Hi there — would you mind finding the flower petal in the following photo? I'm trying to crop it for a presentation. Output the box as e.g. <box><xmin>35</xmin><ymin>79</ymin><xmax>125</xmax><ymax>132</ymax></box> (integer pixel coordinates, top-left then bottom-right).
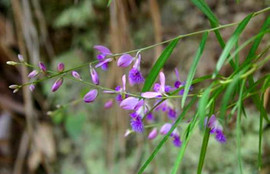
<box><xmin>117</xmin><ymin>54</ymin><xmax>133</xmax><ymax>67</ymax></box>
<box><xmin>95</xmin><ymin>58</ymin><xmax>113</xmax><ymax>69</ymax></box>
<box><xmin>141</xmin><ymin>92</ymin><xmax>161</xmax><ymax>99</ymax></box>
<box><xmin>148</xmin><ymin>128</ymin><xmax>158</xmax><ymax>140</ymax></box>
<box><xmin>120</xmin><ymin>97</ymin><xmax>140</xmax><ymax>110</ymax></box>
<box><xmin>159</xmin><ymin>72</ymin><xmax>166</xmax><ymax>93</ymax></box>
<box><xmin>83</xmin><ymin>89</ymin><xmax>98</xmax><ymax>103</ymax></box>
<box><xmin>160</xmin><ymin>123</ymin><xmax>172</xmax><ymax>135</ymax></box>
<box><xmin>94</xmin><ymin>45</ymin><xmax>112</xmax><ymax>55</ymax></box>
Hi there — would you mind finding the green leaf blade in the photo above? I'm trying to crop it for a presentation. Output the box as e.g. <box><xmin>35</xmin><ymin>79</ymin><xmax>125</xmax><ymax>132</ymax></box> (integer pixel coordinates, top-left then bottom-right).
<box><xmin>142</xmin><ymin>39</ymin><xmax>179</xmax><ymax>92</ymax></box>
<box><xmin>182</xmin><ymin>32</ymin><xmax>208</xmax><ymax>107</ymax></box>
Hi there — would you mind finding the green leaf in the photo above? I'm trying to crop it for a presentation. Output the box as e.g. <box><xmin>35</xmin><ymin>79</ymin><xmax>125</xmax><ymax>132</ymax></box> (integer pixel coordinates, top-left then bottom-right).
<box><xmin>197</xmin><ymin>128</ymin><xmax>210</xmax><ymax>174</ymax></box>
<box><xmin>219</xmin><ymin>75</ymin><xmax>240</xmax><ymax>121</ymax></box>
<box><xmin>107</xmin><ymin>0</ymin><xmax>113</xmax><ymax>7</ymax></box>
<box><xmin>190</xmin><ymin>0</ymin><xmax>218</xmax><ymax>25</ymax></box>
<box><xmin>212</xmin><ymin>14</ymin><xmax>253</xmax><ymax>78</ymax></box>
<box><xmin>191</xmin><ymin>0</ymin><xmax>237</xmax><ymax>69</ymax></box>
<box><xmin>258</xmin><ymin>94</ymin><xmax>264</xmax><ymax>169</ymax></box>
<box><xmin>182</xmin><ymin>32</ymin><xmax>208</xmax><ymax>107</ymax></box>
<box><xmin>246</xmin><ymin>16</ymin><xmax>270</xmax><ymax>61</ymax></box>
<box><xmin>171</xmin><ymin>113</ymin><xmax>199</xmax><ymax>174</ymax></box>
<box><xmin>198</xmin><ymin>84</ymin><xmax>213</xmax><ymax>127</ymax></box>
<box><xmin>142</xmin><ymin>39</ymin><xmax>179</xmax><ymax>92</ymax></box>
<box><xmin>236</xmin><ymin>80</ymin><xmax>245</xmax><ymax>174</ymax></box>
<box><xmin>137</xmin><ymin>97</ymin><xmax>197</xmax><ymax>174</ymax></box>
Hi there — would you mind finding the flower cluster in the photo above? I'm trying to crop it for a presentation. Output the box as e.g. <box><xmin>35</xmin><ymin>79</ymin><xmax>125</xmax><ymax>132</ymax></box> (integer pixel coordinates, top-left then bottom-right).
<box><xmin>8</xmin><ymin>46</ymin><xmax>226</xmax><ymax>147</ymax></box>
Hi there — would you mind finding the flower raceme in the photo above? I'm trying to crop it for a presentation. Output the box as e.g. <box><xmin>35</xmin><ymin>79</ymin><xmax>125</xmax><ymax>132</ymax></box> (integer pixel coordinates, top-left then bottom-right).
<box><xmin>206</xmin><ymin>115</ymin><xmax>226</xmax><ymax>143</ymax></box>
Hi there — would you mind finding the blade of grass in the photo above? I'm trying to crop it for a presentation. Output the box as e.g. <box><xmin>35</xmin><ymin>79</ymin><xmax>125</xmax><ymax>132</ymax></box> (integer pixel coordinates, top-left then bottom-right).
<box><xmin>236</xmin><ymin>80</ymin><xmax>245</xmax><ymax>174</ymax></box>
<box><xmin>212</xmin><ymin>13</ymin><xmax>253</xmax><ymax>78</ymax></box>
<box><xmin>219</xmin><ymin>74</ymin><xmax>240</xmax><ymax>121</ymax></box>
<box><xmin>107</xmin><ymin>0</ymin><xmax>112</xmax><ymax>7</ymax></box>
<box><xmin>197</xmin><ymin>102</ymin><xmax>216</xmax><ymax>174</ymax></box>
<box><xmin>137</xmin><ymin>97</ymin><xmax>197</xmax><ymax>174</ymax></box>
<box><xmin>171</xmin><ymin>113</ymin><xmax>199</xmax><ymax>174</ymax></box>
<box><xmin>142</xmin><ymin>38</ymin><xmax>179</xmax><ymax>92</ymax></box>
<box><xmin>258</xmin><ymin>93</ymin><xmax>265</xmax><ymax>169</ymax></box>
<box><xmin>198</xmin><ymin>84</ymin><xmax>213</xmax><ymax>127</ymax></box>
<box><xmin>190</xmin><ymin>0</ymin><xmax>237</xmax><ymax>69</ymax></box>
<box><xmin>182</xmin><ymin>32</ymin><xmax>208</xmax><ymax>107</ymax></box>
<box><xmin>197</xmin><ymin>128</ymin><xmax>210</xmax><ymax>174</ymax></box>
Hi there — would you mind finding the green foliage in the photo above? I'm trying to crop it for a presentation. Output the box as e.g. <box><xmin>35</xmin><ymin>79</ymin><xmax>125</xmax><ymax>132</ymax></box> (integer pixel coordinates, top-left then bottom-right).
<box><xmin>142</xmin><ymin>38</ymin><xmax>179</xmax><ymax>92</ymax></box>
<box><xmin>54</xmin><ymin>0</ymin><xmax>94</xmax><ymax>28</ymax></box>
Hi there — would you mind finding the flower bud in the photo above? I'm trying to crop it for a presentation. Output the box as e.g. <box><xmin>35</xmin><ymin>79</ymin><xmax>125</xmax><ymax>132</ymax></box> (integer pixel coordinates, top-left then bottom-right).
<box><xmin>51</xmin><ymin>78</ymin><xmax>63</xmax><ymax>92</ymax></box>
<box><xmin>148</xmin><ymin>128</ymin><xmax>158</xmax><ymax>140</ymax></box>
<box><xmin>83</xmin><ymin>89</ymin><xmax>98</xmax><ymax>103</ymax></box>
<box><xmin>29</xmin><ymin>84</ymin><xmax>35</xmax><ymax>92</ymax></box>
<box><xmin>71</xmin><ymin>71</ymin><xmax>81</xmax><ymax>80</ymax></box>
<box><xmin>160</xmin><ymin>123</ymin><xmax>172</xmax><ymax>135</ymax></box>
<box><xmin>9</xmin><ymin>85</ymin><xmax>19</xmax><ymax>89</ymax></box>
<box><xmin>13</xmin><ymin>88</ymin><xmax>19</xmax><ymax>93</ymax></box>
<box><xmin>6</xmin><ymin>61</ymin><xmax>18</xmax><ymax>66</ymax></box>
<box><xmin>57</xmin><ymin>63</ymin><xmax>65</xmax><ymax>72</ymax></box>
<box><xmin>124</xmin><ymin>129</ymin><xmax>132</xmax><ymax>137</ymax></box>
<box><xmin>90</xmin><ymin>67</ymin><xmax>99</xmax><ymax>85</ymax></box>
<box><xmin>28</xmin><ymin>70</ymin><xmax>39</xmax><ymax>78</ymax></box>
<box><xmin>18</xmin><ymin>54</ymin><xmax>24</xmax><ymax>62</ymax></box>
<box><xmin>39</xmin><ymin>62</ymin><xmax>47</xmax><ymax>73</ymax></box>
<box><xmin>104</xmin><ymin>99</ymin><xmax>113</xmax><ymax>109</ymax></box>
<box><xmin>117</xmin><ymin>54</ymin><xmax>133</xmax><ymax>67</ymax></box>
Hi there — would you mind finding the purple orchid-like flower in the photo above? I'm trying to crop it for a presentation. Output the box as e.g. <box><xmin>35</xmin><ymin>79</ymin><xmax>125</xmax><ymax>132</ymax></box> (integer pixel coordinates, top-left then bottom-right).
<box><xmin>104</xmin><ymin>99</ymin><xmax>113</xmax><ymax>109</ymax></box>
<box><xmin>90</xmin><ymin>66</ymin><xmax>99</xmax><ymax>85</ymax></box>
<box><xmin>117</xmin><ymin>54</ymin><xmax>134</xmax><ymax>67</ymax></box>
<box><xmin>83</xmin><ymin>89</ymin><xmax>98</xmax><ymax>103</ymax></box>
<box><xmin>57</xmin><ymin>63</ymin><xmax>65</xmax><ymax>72</ymax></box>
<box><xmin>141</xmin><ymin>72</ymin><xmax>166</xmax><ymax>99</ymax></box>
<box><xmin>148</xmin><ymin>128</ymin><xmax>158</xmax><ymax>140</ymax></box>
<box><xmin>128</xmin><ymin>54</ymin><xmax>144</xmax><ymax>86</ymax></box>
<box><xmin>72</xmin><ymin>71</ymin><xmax>81</xmax><ymax>80</ymax></box>
<box><xmin>29</xmin><ymin>84</ymin><xmax>35</xmax><ymax>92</ymax></box>
<box><xmin>104</xmin><ymin>75</ymin><xmax>127</xmax><ymax>102</ymax></box>
<box><xmin>51</xmin><ymin>78</ymin><xmax>63</xmax><ymax>92</ymax></box>
<box><xmin>94</xmin><ymin>45</ymin><xmax>113</xmax><ymax>71</ymax></box>
<box><xmin>130</xmin><ymin>116</ymin><xmax>144</xmax><ymax>133</ymax></box>
<box><xmin>120</xmin><ymin>97</ymin><xmax>140</xmax><ymax>110</ymax></box>
<box><xmin>206</xmin><ymin>115</ymin><xmax>226</xmax><ymax>143</ymax></box>
<box><xmin>28</xmin><ymin>70</ymin><xmax>39</xmax><ymax>78</ymax></box>
<box><xmin>159</xmin><ymin>123</ymin><xmax>182</xmax><ymax>147</ymax></box>
<box><xmin>39</xmin><ymin>62</ymin><xmax>47</xmax><ymax>73</ymax></box>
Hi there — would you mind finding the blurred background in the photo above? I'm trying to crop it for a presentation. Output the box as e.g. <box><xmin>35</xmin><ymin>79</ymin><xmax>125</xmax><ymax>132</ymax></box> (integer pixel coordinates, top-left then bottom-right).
<box><xmin>1</xmin><ymin>0</ymin><xmax>270</xmax><ymax>173</ymax></box>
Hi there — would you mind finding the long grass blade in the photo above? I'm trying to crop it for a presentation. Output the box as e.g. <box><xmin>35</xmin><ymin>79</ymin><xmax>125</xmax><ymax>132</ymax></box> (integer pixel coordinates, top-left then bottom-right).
<box><xmin>212</xmin><ymin>14</ymin><xmax>253</xmax><ymax>78</ymax></box>
<box><xmin>182</xmin><ymin>32</ymin><xmax>208</xmax><ymax>107</ymax></box>
<box><xmin>142</xmin><ymin>39</ymin><xmax>179</xmax><ymax>92</ymax></box>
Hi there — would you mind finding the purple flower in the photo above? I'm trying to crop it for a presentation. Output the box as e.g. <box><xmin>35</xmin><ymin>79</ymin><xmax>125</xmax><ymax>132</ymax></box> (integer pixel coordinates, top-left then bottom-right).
<box><xmin>130</xmin><ymin>117</ymin><xmax>144</xmax><ymax>133</ymax></box>
<box><xmin>90</xmin><ymin>66</ymin><xmax>99</xmax><ymax>85</ymax></box>
<box><xmin>57</xmin><ymin>63</ymin><xmax>65</xmax><ymax>72</ymax></box>
<box><xmin>160</xmin><ymin>123</ymin><xmax>172</xmax><ymax>135</ymax></box>
<box><xmin>168</xmin><ymin>108</ymin><xmax>177</xmax><ymax>120</ymax></box>
<box><xmin>104</xmin><ymin>99</ymin><xmax>113</xmax><ymax>109</ymax></box>
<box><xmin>51</xmin><ymin>78</ymin><xmax>63</xmax><ymax>92</ymax></box>
<box><xmin>215</xmin><ymin>129</ymin><xmax>226</xmax><ymax>143</ymax></box>
<box><xmin>104</xmin><ymin>75</ymin><xmax>127</xmax><ymax>102</ymax></box>
<box><xmin>128</xmin><ymin>54</ymin><xmax>144</xmax><ymax>85</ymax></box>
<box><xmin>94</xmin><ymin>45</ymin><xmax>112</xmax><ymax>71</ymax></box>
<box><xmin>148</xmin><ymin>128</ymin><xmax>158</xmax><ymax>140</ymax></box>
<box><xmin>83</xmin><ymin>89</ymin><xmax>98</xmax><ymax>103</ymax></box>
<box><xmin>39</xmin><ymin>62</ymin><xmax>47</xmax><ymax>73</ymax></box>
<box><xmin>172</xmin><ymin>134</ymin><xmax>182</xmax><ymax>147</ymax></box>
<box><xmin>29</xmin><ymin>84</ymin><xmax>35</xmax><ymax>92</ymax></box>
<box><xmin>141</xmin><ymin>72</ymin><xmax>166</xmax><ymax>98</ymax></box>
<box><xmin>18</xmin><ymin>54</ymin><xmax>24</xmax><ymax>62</ymax></box>
<box><xmin>28</xmin><ymin>70</ymin><xmax>39</xmax><ymax>78</ymax></box>
<box><xmin>117</xmin><ymin>54</ymin><xmax>134</xmax><ymax>67</ymax></box>
<box><xmin>120</xmin><ymin>97</ymin><xmax>140</xmax><ymax>110</ymax></box>
<box><xmin>71</xmin><ymin>71</ymin><xmax>81</xmax><ymax>80</ymax></box>
<box><xmin>206</xmin><ymin>115</ymin><xmax>226</xmax><ymax>143</ymax></box>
